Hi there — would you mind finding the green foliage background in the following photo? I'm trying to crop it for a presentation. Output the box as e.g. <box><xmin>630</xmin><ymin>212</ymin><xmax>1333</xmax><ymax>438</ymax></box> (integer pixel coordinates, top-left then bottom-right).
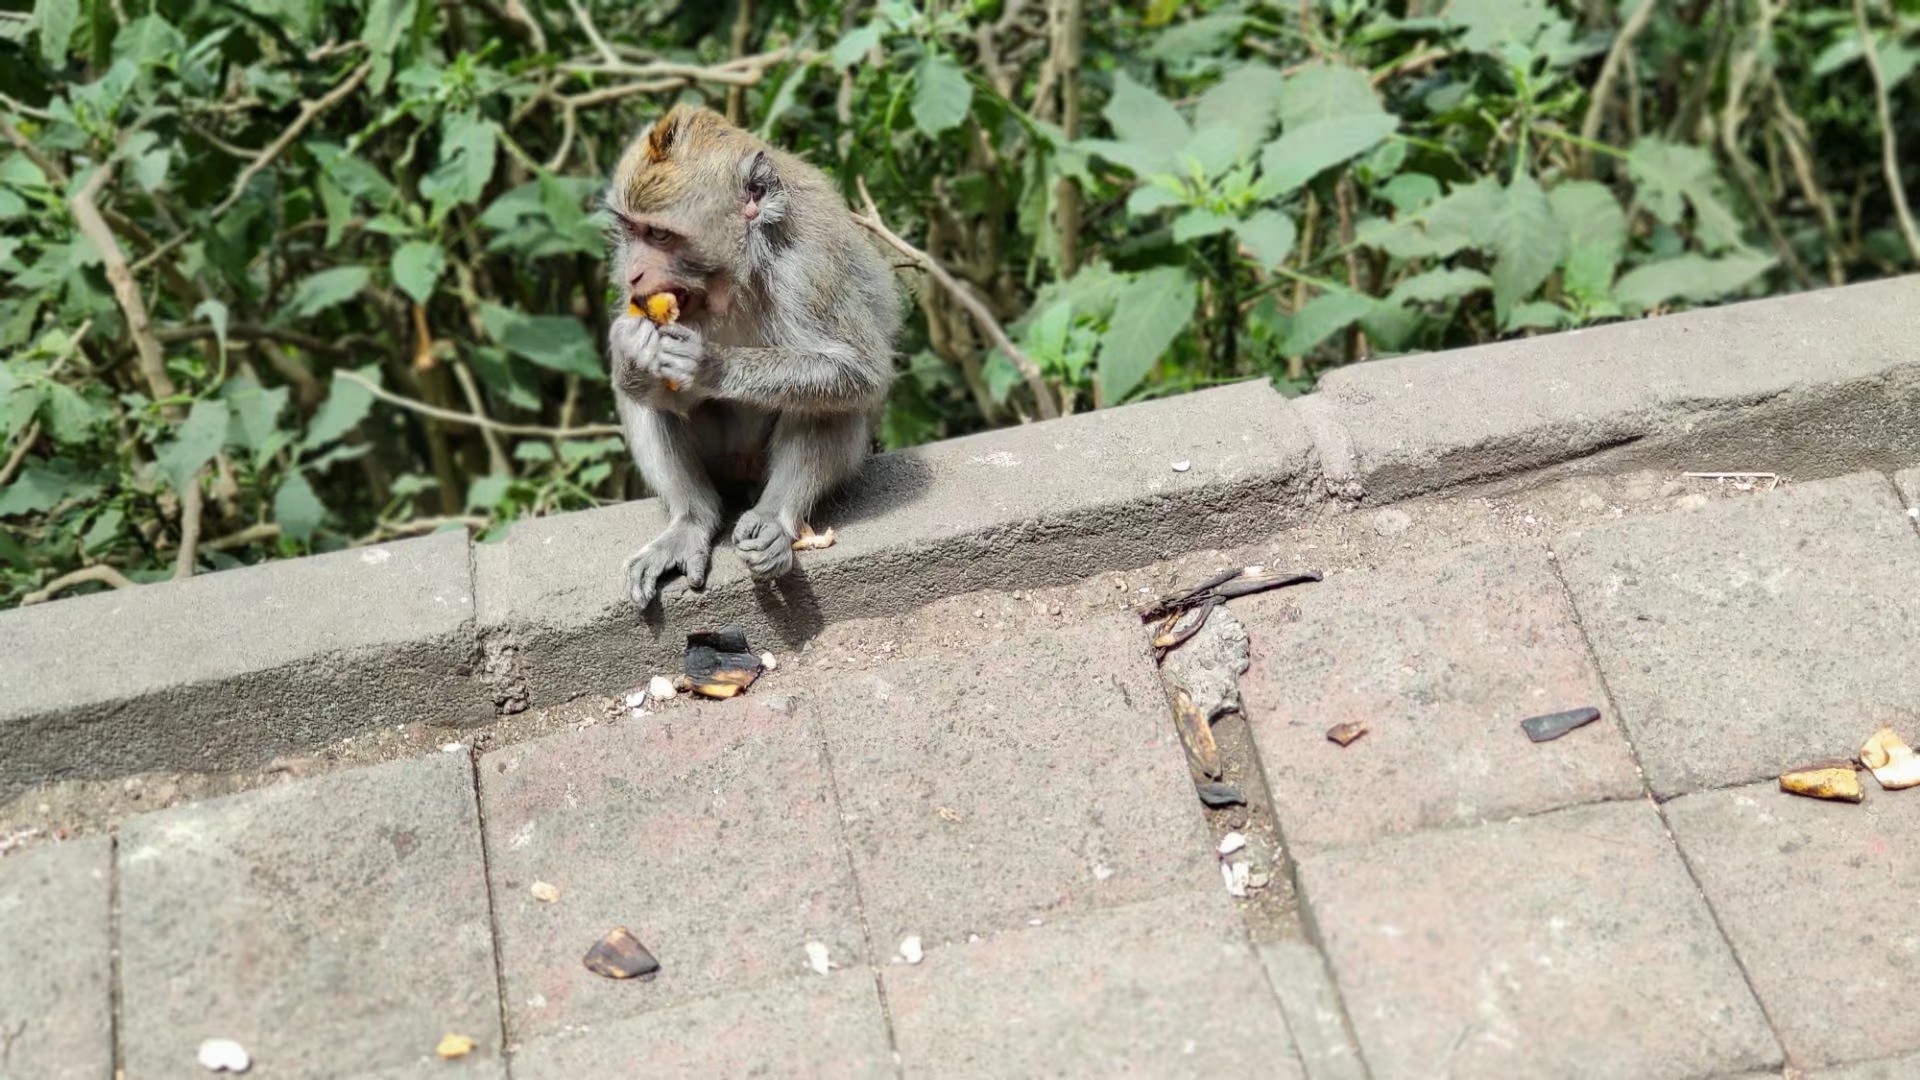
<box><xmin>3</xmin><ymin>0</ymin><xmax>1918</xmax><ymax>606</ymax></box>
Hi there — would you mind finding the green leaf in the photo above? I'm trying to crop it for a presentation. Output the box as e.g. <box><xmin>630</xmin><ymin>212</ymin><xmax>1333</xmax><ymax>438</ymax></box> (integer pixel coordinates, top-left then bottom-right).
<box><xmin>1234</xmin><ymin>210</ymin><xmax>1298</xmax><ymax>270</ymax></box>
<box><xmin>391</xmin><ymin>241</ymin><xmax>445</xmax><ymax>305</ymax></box>
<box><xmin>112</xmin><ymin>13</ymin><xmax>184</xmax><ymax>68</ymax></box>
<box><xmin>194</xmin><ymin>298</ymin><xmax>230</xmax><ymax>365</ymax></box>
<box><xmin>830</xmin><ymin>22</ymin><xmax>882</xmax><ymax>70</ymax></box>
<box><xmin>274</xmin><ymin>472</ymin><xmax>326</xmax><ymax>542</ymax></box>
<box><xmin>1283</xmin><ymin>290</ymin><xmax>1376</xmax><ymax>356</ymax></box>
<box><xmin>304</xmin><ymin>367</ymin><xmax>377</xmax><ymax>449</ymax></box>
<box><xmin>420</xmin><ymin>111</ymin><xmax>498</xmax><ymax>222</ymax></box>
<box><xmin>910</xmin><ymin>54</ymin><xmax>973</xmax><ymax>137</ymax></box>
<box><xmin>1023</xmin><ymin>301</ymin><xmax>1074</xmax><ymax>367</ymax></box>
<box><xmin>1144</xmin><ymin>14</ymin><xmax>1246</xmax><ymax>61</ymax></box>
<box><xmin>1257</xmin><ymin>64</ymin><xmax>1397</xmax><ymax>199</ymax></box>
<box><xmin>1445</xmin><ymin>0</ymin><xmax>1552</xmax><ymax>53</ymax></box>
<box><xmin>1102</xmin><ymin>70</ymin><xmax>1191</xmax><ymax>176</ymax></box>
<box><xmin>33</xmin><ymin>0</ymin><xmax>77</xmax><ymax>66</ymax></box>
<box><xmin>1125</xmin><ymin>182</ymin><xmax>1184</xmax><ymax>217</ymax></box>
<box><xmin>1172</xmin><ymin>209</ymin><xmax>1234</xmax><ymax>242</ymax></box>
<box><xmin>1387</xmin><ymin>268</ymin><xmax>1492</xmax><ymax>306</ymax></box>
<box><xmin>155</xmin><ymin>400</ymin><xmax>230</xmax><ymax>494</ymax></box>
<box><xmin>513</xmin><ymin>441</ymin><xmax>555</xmax><ymax>463</ymax></box>
<box><xmin>223</xmin><ymin>378</ymin><xmax>289</xmax><ymax>454</ymax></box>
<box><xmin>282</xmin><ymin>266</ymin><xmax>370</xmax><ymax>320</ymax></box>
<box><xmin>361</xmin><ymin>0</ymin><xmax>417</xmax><ymax>93</ymax></box>
<box><xmin>1613</xmin><ymin>252</ymin><xmax>1776</xmax><ymax>313</ymax></box>
<box><xmin>1627</xmin><ymin>137</ymin><xmax>1743</xmax><ymax>252</ymax></box>
<box><xmin>1506</xmin><ymin>301</ymin><xmax>1569</xmax><ymax>330</ymax></box>
<box><xmin>1380</xmin><ymin>173</ymin><xmax>1441</xmax><ymax>213</ymax></box>
<box><xmin>481</xmin><ymin>304</ymin><xmax>604</xmax><ymax>381</ymax></box>
<box><xmin>40</xmin><ymin>382</ymin><xmax>101</xmax><ymax>444</ymax></box>
<box><xmin>1193</xmin><ymin>63</ymin><xmax>1288</xmax><ymax>164</ymax></box>
<box><xmin>0</xmin><ymin>462</ymin><xmax>96</xmax><ymax>517</ymax></box>
<box><xmin>124</xmin><ymin>131</ymin><xmax>170</xmax><ymax>191</ymax></box>
<box><xmin>468</xmin><ymin>346</ymin><xmax>541</xmax><ymax>412</ymax></box>
<box><xmin>1096</xmin><ymin>266</ymin><xmax>1196</xmax><ymax>404</ymax></box>
<box><xmin>1488</xmin><ymin>172</ymin><xmax>1563</xmax><ymax>328</ymax></box>
<box><xmin>982</xmin><ymin>351</ymin><xmax>1021</xmax><ymax>405</ymax></box>
<box><xmin>466</xmin><ymin>473</ymin><xmax>510</xmax><ymax>512</ymax></box>
<box><xmin>1550</xmin><ymin>180</ymin><xmax>1627</xmax><ymax>298</ymax></box>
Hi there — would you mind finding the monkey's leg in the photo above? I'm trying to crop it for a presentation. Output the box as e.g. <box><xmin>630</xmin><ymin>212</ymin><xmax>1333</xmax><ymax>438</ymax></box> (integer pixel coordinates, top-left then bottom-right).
<box><xmin>619</xmin><ymin>397</ymin><xmax>723</xmax><ymax>609</ymax></box>
<box><xmin>732</xmin><ymin>412</ymin><xmax>867</xmax><ymax>580</ymax></box>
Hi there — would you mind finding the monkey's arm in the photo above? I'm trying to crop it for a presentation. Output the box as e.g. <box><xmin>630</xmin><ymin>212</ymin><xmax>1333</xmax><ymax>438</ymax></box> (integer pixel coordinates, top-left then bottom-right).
<box><xmin>697</xmin><ymin>343</ymin><xmax>891</xmax><ymax>415</ymax></box>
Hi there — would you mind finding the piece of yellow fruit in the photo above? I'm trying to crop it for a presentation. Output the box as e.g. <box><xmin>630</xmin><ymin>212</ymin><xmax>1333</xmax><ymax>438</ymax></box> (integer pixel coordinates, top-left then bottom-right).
<box><xmin>1860</xmin><ymin>727</ymin><xmax>1920</xmax><ymax>790</ymax></box>
<box><xmin>1778</xmin><ymin>761</ymin><xmax>1864</xmax><ymax>802</ymax></box>
<box><xmin>644</xmin><ymin>292</ymin><xmax>680</xmax><ymax>325</ymax></box>
<box><xmin>436</xmin><ymin>1034</ymin><xmax>476</xmax><ymax>1059</ymax></box>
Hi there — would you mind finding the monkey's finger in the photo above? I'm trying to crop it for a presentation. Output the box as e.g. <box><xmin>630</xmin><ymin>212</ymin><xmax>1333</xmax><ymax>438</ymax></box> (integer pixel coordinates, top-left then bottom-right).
<box><xmin>683</xmin><ymin>550</ymin><xmax>710</xmax><ymax>591</ymax></box>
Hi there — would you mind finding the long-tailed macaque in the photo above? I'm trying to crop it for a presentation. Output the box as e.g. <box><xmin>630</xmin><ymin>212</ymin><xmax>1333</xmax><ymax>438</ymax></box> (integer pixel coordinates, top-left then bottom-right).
<box><xmin>603</xmin><ymin>105</ymin><xmax>901</xmax><ymax>610</ymax></box>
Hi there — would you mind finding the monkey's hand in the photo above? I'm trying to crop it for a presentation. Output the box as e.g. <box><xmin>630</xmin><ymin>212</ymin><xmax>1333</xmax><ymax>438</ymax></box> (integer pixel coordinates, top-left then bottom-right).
<box><xmin>623</xmin><ymin>521</ymin><xmax>714</xmax><ymax>610</ymax></box>
<box><xmin>731</xmin><ymin>509</ymin><xmax>795</xmax><ymax>580</ymax></box>
<box><xmin>612</xmin><ymin>317</ymin><xmax>705</xmax><ymax>395</ymax></box>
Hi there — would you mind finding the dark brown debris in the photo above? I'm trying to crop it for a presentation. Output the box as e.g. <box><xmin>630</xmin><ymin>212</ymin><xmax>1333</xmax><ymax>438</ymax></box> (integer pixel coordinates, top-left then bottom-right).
<box><xmin>685</xmin><ymin>625</ymin><xmax>764</xmax><ymax>698</ymax></box>
<box><xmin>1520</xmin><ymin>706</ymin><xmax>1602</xmax><ymax>743</ymax></box>
<box><xmin>583</xmin><ymin>927</ymin><xmax>661</xmax><ymax>980</ymax></box>
<box><xmin>1325</xmin><ymin>721</ymin><xmax>1369</xmax><ymax>747</ymax></box>
<box><xmin>1169</xmin><ymin>686</ymin><xmax>1222</xmax><ymax>781</ymax></box>
<box><xmin>1152</xmin><ymin>598</ymin><xmax>1221</xmax><ymax>654</ymax></box>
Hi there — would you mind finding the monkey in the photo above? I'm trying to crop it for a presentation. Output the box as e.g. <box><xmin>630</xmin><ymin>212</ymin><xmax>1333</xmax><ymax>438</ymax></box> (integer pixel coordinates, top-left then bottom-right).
<box><xmin>601</xmin><ymin>104</ymin><xmax>902</xmax><ymax>611</ymax></box>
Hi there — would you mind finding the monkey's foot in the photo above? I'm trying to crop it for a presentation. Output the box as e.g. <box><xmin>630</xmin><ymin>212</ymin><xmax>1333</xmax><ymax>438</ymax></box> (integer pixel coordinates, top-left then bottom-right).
<box><xmin>624</xmin><ymin>524</ymin><xmax>714</xmax><ymax>610</ymax></box>
<box><xmin>732</xmin><ymin>510</ymin><xmax>795</xmax><ymax>580</ymax></box>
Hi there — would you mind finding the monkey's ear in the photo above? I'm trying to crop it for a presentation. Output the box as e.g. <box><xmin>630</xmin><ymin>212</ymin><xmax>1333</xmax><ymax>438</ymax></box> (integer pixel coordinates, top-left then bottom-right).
<box><xmin>645</xmin><ymin>106</ymin><xmax>692</xmax><ymax>164</ymax></box>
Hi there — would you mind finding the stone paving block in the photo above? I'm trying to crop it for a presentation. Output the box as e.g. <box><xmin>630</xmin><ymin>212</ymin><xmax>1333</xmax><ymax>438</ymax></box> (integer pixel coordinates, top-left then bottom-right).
<box><xmin>1298</xmin><ymin>800</ymin><xmax>1781</xmax><ymax>1080</ymax></box>
<box><xmin>1813</xmin><ymin>1052</ymin><xmax>1920</xmax><ymax>1080</ymax></box>
<box><xmin>510</xmin><ymin>971</ymin><xmax>894</xmax><ymax>1079</ymax></box>
<box><xmin>1260</xmin><ymin>942</ymin><xmax>1367</xmax><ymax>1080</ymax></box>
<box><xmin>883</xmin><ymin>890</ymin><xmax>1302</xmax><ymax>1079</ymax></box>
<box><xmin>0</xmin><ymin>838</ymin><xmax>112</xmax><ymax>1080</ymax></box>
<box><xmin>481</xmin><ymin>377</ymin><xmax>1322</xmax><ymax>706</ymax></box>
<box><xmin>1666</xmin><ymin>780</ymin><xmax>1920</xmax><ymax>1068</ymax></box>
<box><xmin>811</xmin><ymin>617</ymin><xmax>1214</xmax><ymax>950</ymax></box>
<box><xmin>1237</xmin><ymin>540</ymin><xmax>1641</xmax><ymax>853</ymax></box>
<box><xmin>0</xmin><ymin>530</ymin><xmax>484</xmax><ymax>801</ymax></box>
<box><xmin>118</xmin><ymin>754</ymin><xmax>502</xmax><ymax>1079</ymax></box>
<box><xmin>1306</xmin><ymin>275</ymin><xmax>1920</xmax><ymax>500</ymax></box>
<box><xmin>478</xmin><ymin>701</ymin><xmax>865</xmax><ymax>1043</ymax></box>
<box><xmin>1555</xmin><ymin>471</ymin><xmax>1920</xmax><ymax>797</ymax></box>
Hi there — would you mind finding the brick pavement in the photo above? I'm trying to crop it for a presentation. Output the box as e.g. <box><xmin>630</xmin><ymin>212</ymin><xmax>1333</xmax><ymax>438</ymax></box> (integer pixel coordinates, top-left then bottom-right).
<box><xmin>4</xmin><ymin>466</ymin><xmax>1920</xmax><ymax>1079</ymax></box>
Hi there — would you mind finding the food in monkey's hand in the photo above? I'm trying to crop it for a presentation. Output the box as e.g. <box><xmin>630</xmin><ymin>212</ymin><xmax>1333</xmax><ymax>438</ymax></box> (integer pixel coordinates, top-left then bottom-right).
<box><xmin>627</xmin><ymin>291</ymin><xmax>685</xmax><ymax>390</ymax></box>
<box><xmin>791</xmin><ymin>522</ymin><xmax>836</xmax><ymax>551</ymax></box>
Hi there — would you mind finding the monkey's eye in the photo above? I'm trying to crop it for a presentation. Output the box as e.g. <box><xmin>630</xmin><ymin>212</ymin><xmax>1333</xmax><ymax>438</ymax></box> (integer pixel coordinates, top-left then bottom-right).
<box><xmin>644</xmin><ymin>224</ymin><xmax>673</xmax><ymax>244</ymax></box>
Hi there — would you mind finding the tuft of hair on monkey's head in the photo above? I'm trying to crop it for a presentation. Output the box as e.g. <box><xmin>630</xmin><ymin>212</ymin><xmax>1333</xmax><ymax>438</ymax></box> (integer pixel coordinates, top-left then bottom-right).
<box><xmin>606</xmin><ymin>104</ymin><xmax>800</xmax><ymax>278</ymax></box>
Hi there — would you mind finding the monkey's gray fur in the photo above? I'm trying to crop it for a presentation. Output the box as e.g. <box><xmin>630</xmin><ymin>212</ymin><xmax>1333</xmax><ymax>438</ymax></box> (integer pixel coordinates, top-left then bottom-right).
<box><xmin>602</xmin><ymin>105</ymin><xmax>902</xmax><ymax>610</ymax></box>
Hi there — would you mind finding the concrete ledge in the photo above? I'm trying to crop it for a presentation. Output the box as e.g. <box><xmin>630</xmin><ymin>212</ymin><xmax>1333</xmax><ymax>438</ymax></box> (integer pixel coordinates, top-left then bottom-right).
<box><xmin>1309</xmin><ymin>274</ymin><xmax>1920</xmax><ymax>501</ymax></box>
<box><xmin>0</xmin><ymin>531</ymin><xmax>484</xmax><ymax>801</ymax></box>
<box><xmin>6</xmin><ymin>274</ymin><xmax>1920</xmax><ymax>790</ymax></box>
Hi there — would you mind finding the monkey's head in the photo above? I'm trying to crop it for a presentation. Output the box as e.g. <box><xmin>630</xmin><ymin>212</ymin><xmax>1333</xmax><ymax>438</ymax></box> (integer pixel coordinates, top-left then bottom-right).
<box><xmin>605</xmin><ymin>104</ymin><xmax>791</xmax><ymax>322</ymax></box>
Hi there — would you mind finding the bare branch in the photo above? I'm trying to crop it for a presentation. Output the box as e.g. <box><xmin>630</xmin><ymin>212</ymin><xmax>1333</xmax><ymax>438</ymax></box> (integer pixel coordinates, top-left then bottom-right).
<box><xmin>851</xmin><ymin>178</ymin><xmax>1060</xmax><ymax>421</ymax></box>
<box><xmin>20</xmin><ymin>565</ymin><xmax>137</xmax><ymax>606</ymax></box>
<box><xmin>337</xmin><ymin>370</ymin><xmax>623</xmax><ymax>439</ymax></box>
<box><xmin>1856</xmin><ymin>0</ymin><xmax>1920</xmax><ymax>261</ymax></box>
<box><xmin>204</xmin><ymin>523</ymin><xmax>283</xmax><ymax>551</ymax></box>
<box><xmin>173</xmin><ymin>476</ymin><xmax>204</xmax><ymax>579</ymax></box>
<box><xmin>0</xmin><ymin>421</ymin><xmax>41</xmax><ymax>489</ymax></box>
<box><xmin>70</xmin><ymin>164</ymin><xmax>178</xmax><ymax>406</ymax></box>
<box><xmin>1579</xmin><ymin>0</ymin><xmax>1656</xmax><ymax>168</ymax></box>
<box><xmin>566</xmin><ymin>0</ymin><xmax>623</xmax><ymax>67</ymax></box>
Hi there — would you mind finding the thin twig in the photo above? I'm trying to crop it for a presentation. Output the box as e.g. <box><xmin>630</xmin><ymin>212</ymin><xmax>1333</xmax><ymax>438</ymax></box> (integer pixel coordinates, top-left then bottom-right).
<box><xmin>203</xmin><ymin>522</ymin><xmax>283</xmax><ymax>551</ymax></box>
<box><xmin>356</xmin><ymin>514</ymin><xmax>487</xmax><ymax>545</ymax></box>
<box><xmin>1578</xmin><ymin>0</ymin><xmax>1656</xmax><ymax>172</ymax></box>
<box><xmin>0</xmin><ymin>421</ymin><xmax>41</xmax><ymax>489</ymax></box>
<box><xmin>566</xmin><ymin>0</ymin><xmax>623</xmax><ymax>67</ymax></box>
<box><xmin>70</xmin><ymin>164</ymin><xmax>177</xmax><ymax>406</ymax></box>
<box><xmin>451</xmin><ymin>359</ymin><xmax>512</xmax><ymax>474</ymax></box>
<box><xmin>1855</xmin><ymin>0</ymin><xmax>1920</xmax><ymax>261</ymax></box>
<box><xmin>337</xmin><ymin>370</ymin><xmax>623</xmax><ymax>438</ymax></box>
<box><xmin>851</xmin><ymin>178</ymin><xmax>1059</xmax><ymax>420</ymax></box>
<box><xmin>173</xmin><ymin>478</ymin><xmax>204</xmax><ymax>579</ymax></box>
<box><xmin>20</xmin><ymin>565</ymin><xmax>138</xmax><ymax>606</ymax></box>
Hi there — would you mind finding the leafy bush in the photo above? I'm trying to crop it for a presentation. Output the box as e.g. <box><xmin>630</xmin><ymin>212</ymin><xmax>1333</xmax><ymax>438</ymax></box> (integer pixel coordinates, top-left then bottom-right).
<box><xmin>3</xmin><ymin>0</ymin><xmax>1916</xmax><ymax>605</ymax></box>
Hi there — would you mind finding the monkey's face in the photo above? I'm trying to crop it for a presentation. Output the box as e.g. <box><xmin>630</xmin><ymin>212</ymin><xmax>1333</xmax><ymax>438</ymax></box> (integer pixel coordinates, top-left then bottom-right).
<box><xmin>605</xmin><ymin>105</ymin><xmax>785</xmax><ymax>323</ymax></box>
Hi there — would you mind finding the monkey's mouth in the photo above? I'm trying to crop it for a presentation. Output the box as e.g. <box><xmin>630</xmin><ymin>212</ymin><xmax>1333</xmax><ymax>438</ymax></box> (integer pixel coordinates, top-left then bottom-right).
<box><xmin>631</xmin><ymin>286</ymin><xmax>694</xmax><ymax>320</ymax></box>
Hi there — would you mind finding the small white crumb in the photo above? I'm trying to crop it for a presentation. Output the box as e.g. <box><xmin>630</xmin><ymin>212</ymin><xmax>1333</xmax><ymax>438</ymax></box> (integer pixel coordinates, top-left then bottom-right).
<box><xmin>530</xmin><ymin>881</ymin><xmax>560</xmax><ymax>903</ymax></box>
<box><xmin>1092</xmin><ymin>863</ymin><xmax>1115</xmax><ymax>881</ymax></box>
<box><xmin>440</xmin><ymin>742</ymin><xmax>464</xmax><ymax>754</ymax></box>
<box><xmin>198</xmin><ymin>1038</ymin><xmax>251</xmax><ymax>1073</ymax></box>
<box><xmin>804</xmin><ymin>941</ymin><xmax>832</xmax><ymax>975</ymax></box>
<box><xmin>1171</xmin><ymin>460</ymin><xmax>1191</xmax><ymax>472</ymax></box>
<box><xmin>1224</xmin><ymin>861</ymin><xmax>1250</xmax><ymax>898</ymax></box>
<box><xmin>648</xmin><ymin>676</ymin><xmax>676</xmax><ymax>701</ymax></box>
<box><xmin>527</xmin><ymin>993</ymin><xmax>548</xmax><ymax>1009</ymax></box>
<box><xmin>760</xmin><ymin>652</ymin><xmax>778</xmax><ymax>671</ymax></box>
<box><xmin>1027</xmin><ymin>917</ymin><xmax>1043</xmax><ymax>927</ymax></box>
<box><xmin>897</xmin><ymin>936</ymin><xmax>923</xmax><ymax>965</ymax></box>
<box><xmin>625</xmin><ymin>689</ymin><xmax>649</xmax><ymax>709</ymax></box>
<box><xmin>1217</xmin><ymin>831</ymin><xmax>1247</xmax><ymax>857</ymax></box>
<box><xmin>1908</xmin><ymin>507</ymin><xmax>1919</xmax><ymax>520</ymax></box>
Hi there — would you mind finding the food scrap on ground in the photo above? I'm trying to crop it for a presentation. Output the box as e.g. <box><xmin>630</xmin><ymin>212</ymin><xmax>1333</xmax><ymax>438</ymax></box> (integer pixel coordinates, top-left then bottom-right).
<box><xmin>685</xmin><ymin>626</ymin><xmax>766</xmax><ymax>699</ymax></box>
<box><xmin>647</xmin><ymin>675</ymin><xmax>676</xmax><ymax>702</ymax></box>
<box><xmin>1860</xmin><ymin>726</ymin><xmax>1920</xmax><ymax>790</ymax></box>
<box><xmin>1520</xmin><ymin>706</ymin><xmax>1602</xmax><ymax>743</ymax></box>
<box><xmin>1137</xmin><ymin>566</ymin><xmax>1322</xmax><ymax>624</ymax></box>
<box><xmin>530</xmin><ymin>881</ymin><xmax>560</xmax><ymax>903</ymax></box>
<box><xmin>435</xmin><ymin>1034</ymin><xmax>476</xmax><ymax>1060</ymax></box>
<box><xmin>1778</xmin><ymin>760</ymin><xmax>1865</xmax><ymax>803</ymax></box>
<box><xmin>897</xmin><ymin>936</ymin><xmax>924</xmax><ymax>965</ymax></box>
<box><xmin>1217</xmin><ymin>831</ymin><xmax>1247</xmax><ymax>857</ymax></box>
<box><xmin>583</xmin><ymin>927</ymin><xmax>660</xmax><ymax>980</ymax></box>
<box><xmin>1169</xmin><ymin>686</ymin><xmax>1222</xmax><ymax>783</ymax></box>
<box><xmin>1326</xmin><ymin>721</ymin><xmax>1369</xmax><ymax>747</ymax></box>
<box><xmin>197</xmin><ymin>1038</ymin><xmax>251</xmax><ymax>1073</ymax></box>
<box><xmin>791</xmin><ymin>523</ymin><xmax>837</xmax><ymax>551</ymax></box>
<box><xmin>804</xmin><ymin>941</ymin><xmax>833</xmax><ymax>975</ymax></box>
